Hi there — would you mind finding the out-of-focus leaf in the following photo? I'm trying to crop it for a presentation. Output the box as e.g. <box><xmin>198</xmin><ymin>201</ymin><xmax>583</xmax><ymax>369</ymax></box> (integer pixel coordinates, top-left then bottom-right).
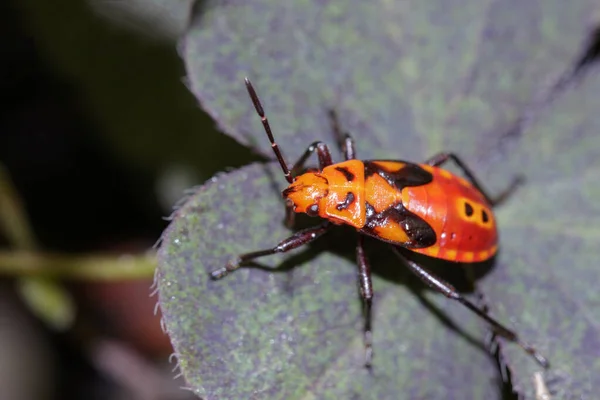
<box><xmin>17</xmin><ymin>277</ymin><xmax>75</xmax><ymax>331</ymax></box>
<box><xmin>0</xmin><ymin>287</ymin><xmax>55</xmax><ymax>400</ymax></box>
<box><xmin>0</xmin><ymin>164</ymin><xmax>76</xmax><ymax>331</ymax></box>
<box><xmin>17</xmin><ymin>0</ymin><xmax>254</xmax><ymax>181</ymax></box>
<box><xmin>0</xmin><ymin>164</ymin><xmax>36</xmax><ymax>250</ymax></box>
<box><xmin>157</xmin><ymin>0</ymin><xmax>600</xmax><ymax>398</ymax></box>
<box><xmin>89</xmin><ymin>0</ymin><xmax>193</xmax><ymax>40</ymax></box>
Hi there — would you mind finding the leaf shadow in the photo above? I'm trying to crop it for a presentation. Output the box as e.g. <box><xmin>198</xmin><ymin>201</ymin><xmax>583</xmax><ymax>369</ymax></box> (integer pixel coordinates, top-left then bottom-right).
<box><xmin>366</xmin><ymin>239</ymin><xmax>496</xmax><ymax>349</ymax></box>
<box><xmin>483</xmin><ymin>24</ymin><xmax>600</xmax><ymax>168</ymax></box>
<box><xmin>240</xmin><ymin>219</ymin><xmax>500</xmax><ymax>358</ymax></box>
<box><xmin>555</xmin><ymin>23</ymin><xmax>600</xmax><ymax>94</ymax></box>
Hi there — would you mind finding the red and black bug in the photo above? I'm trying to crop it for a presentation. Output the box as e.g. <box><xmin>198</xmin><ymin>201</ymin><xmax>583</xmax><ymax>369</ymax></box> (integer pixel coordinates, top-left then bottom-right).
<box><xmin>211</xmin><ymin>78</ymin><xmax>549</xmax><ymax>368</ymax></box>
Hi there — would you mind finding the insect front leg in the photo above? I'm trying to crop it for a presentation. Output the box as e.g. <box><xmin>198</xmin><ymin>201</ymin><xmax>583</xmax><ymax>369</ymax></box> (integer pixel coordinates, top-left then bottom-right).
<box><xmin>424</xmin><ymin>152</ymin><xmax>523</xmax><ymax>206</ymax></box>
<box><xmin>210</xmin><ymin>222</ymin><xmax>332</xmax><ymax>279</ymax></box>
<box><xmin>356</xmin><ymin>235</ymin><xmax>374</xmax><ymax>367</ymax></box>
<box><xmin>390</xmin><ymin>247</ymin><xmax>549</xmax><ymax>368</ymax></box>
<box><xmin>284</xmin><ymin>201</ymin><xmax>296</xmax><ymax>229</ymax></box>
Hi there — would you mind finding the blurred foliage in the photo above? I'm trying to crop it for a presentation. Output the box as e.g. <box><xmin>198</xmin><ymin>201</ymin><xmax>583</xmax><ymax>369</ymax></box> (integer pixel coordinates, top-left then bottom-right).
<box><xmin>15</xmin><ymin>0</ymin><xmax>257</xmax><ymax>182</ymax></box>
<box><xmin>0</xmin><ymin>163</ymin><xmax>75</xmax><ymax>330</ymax></box>
<box><xmin>0</xmin><ymin>1</ymin><xmax>235</xmax><ymax>398</ymax></box>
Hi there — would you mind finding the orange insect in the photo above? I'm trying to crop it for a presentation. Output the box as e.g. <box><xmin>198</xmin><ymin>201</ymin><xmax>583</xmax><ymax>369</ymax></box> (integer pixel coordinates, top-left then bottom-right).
<box><xmin>211</xmin><ymin>78</ymin><xmax>549</xmax><ymax>368</ymax></box>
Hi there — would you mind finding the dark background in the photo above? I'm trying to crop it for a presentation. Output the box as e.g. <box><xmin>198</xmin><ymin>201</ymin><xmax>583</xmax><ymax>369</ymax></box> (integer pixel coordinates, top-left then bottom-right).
<box><xmin>0</xmin><ymin>1</ymin><xmax>257</xmax><ymax>399</ymax></box>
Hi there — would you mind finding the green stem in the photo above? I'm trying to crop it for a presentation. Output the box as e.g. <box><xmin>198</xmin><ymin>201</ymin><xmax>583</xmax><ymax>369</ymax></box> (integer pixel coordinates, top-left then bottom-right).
<box><xmin>0</xmin><ymin>250</ymin><xmax>157</xmax><ymax>280</ymax></box>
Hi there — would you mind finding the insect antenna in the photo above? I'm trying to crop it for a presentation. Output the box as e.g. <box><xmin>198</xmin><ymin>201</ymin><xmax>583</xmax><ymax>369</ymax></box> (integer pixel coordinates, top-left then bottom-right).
<box><xmin>245</xmin><ymin>77</ymin><xmax>293</xmax><ymax>184</ymax></box>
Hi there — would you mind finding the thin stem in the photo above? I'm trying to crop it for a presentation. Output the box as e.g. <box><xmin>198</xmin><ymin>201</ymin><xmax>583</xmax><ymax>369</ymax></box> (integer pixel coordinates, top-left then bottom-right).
<box><xmin>0</xmin><ymin>250</ymin><xmax>157</xmax><ymax>280</ymax></box>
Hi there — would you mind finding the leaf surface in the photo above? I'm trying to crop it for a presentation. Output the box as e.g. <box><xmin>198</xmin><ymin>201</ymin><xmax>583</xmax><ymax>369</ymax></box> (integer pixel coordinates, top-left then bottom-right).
<box><xmin>158</xmin><ymin>0</ymin><xmax>600</xmax><ymax>398</ymax></box>
<box><xmin>480</xmin><ymin>70</ymin><xmax>600</xmax><ymax>399</ymax></box>
<box><xmin>157</xmin><ymin>163</ymin><xmax>501</xmax><ymax>399</ymax></box>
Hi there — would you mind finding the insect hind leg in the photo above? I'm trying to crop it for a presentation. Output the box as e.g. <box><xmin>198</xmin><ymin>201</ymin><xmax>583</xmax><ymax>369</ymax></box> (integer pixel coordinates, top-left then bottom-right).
<box><xmin>391</xmin><ymin>247</ymin><xmax>549</xmax><ymax>368</ymax></box>
<box><xmin>424</xmin><ymin>152</ymin><xmax>523</xmax><ymax>206</ymax></box>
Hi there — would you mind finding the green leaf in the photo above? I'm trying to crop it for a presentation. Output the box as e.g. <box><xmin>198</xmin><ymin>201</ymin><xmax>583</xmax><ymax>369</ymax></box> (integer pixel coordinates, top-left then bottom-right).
<box><xmin>158</xmin><ymin>0</ymin><xmax>600</xmax><ymax>398</ymax></box>
<box><xmin>480</xmin><ymin>70</ymin><xmax>600</xmax><ymax>399</ymax></box>
<box><xmin>157</xmin><ymin>163</ymin><xmax>500</xmax><ymax>399</ymax></box>
<box><xmin>181</xmin><ymin>0</ymin><xmax>592</xmax><ymax>169</ymax></box>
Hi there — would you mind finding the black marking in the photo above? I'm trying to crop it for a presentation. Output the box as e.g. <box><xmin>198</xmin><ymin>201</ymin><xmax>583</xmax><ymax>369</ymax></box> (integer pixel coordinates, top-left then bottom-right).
<box><xmin>282</xmin><ymin>186</ymin><xmax>300</xmax><ymax>197</ymax></box>
<box><xmin>336</xmin><ymin>192</ymin><xmax>356</xmax><ymax>211</ymax></box>
<box><xmin>360</xmin><ymin>202</ymin><xmax>436</xmax><ymax>248</ymax></box>
<box><xmin>335</xmin><ymin>166</ymin><xmax>355</xmax><ymax>181</ymax></box>
<box><xmin>464</xmin><ymin>202</ymin><xmax>474</xmax><ymax>217</ymax></box>
<box><xmin>282</xmin><ymin>175</ymin><xmax>329</xmax><ymax>199</ymax></box>
<box><xmin>481</xmin><ymin>209</ymin><xmax>489</xmax><ymax>223</ymax></box>
<box><xmin>307</xmin><ymin>204</ymin><xmax>319</xmax><ymax>216</ymax></box>
<box><xmin>364</xmin><ymin>161</ymin><xmax>433</xmax><ymax>190</ymax></box>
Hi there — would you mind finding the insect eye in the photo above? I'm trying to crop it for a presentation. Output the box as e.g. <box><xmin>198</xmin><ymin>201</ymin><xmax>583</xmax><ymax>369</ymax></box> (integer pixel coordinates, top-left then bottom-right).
<box><xmin>307</xmin><ymin>204</ymin><xmax>319</xmax><ymax>216</ymax></box>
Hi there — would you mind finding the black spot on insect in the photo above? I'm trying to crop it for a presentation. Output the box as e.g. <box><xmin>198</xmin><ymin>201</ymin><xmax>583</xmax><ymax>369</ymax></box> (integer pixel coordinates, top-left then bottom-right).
<box><xmin>362</xmin><ymin>202</ymin><xmax>436</xmax><ymax>248</ymax></box>
<box><xmin>364</xmin><ymin>161</ymin><xmax>433</xmax><ymax>189</ymax></box>
<box><xmin>282</xmin><ymin>186</ymin><xmax>299</xmax><ymax>197</ymax></box>
<box><xmin>307</xmin><ymin>204</ymin><xmax>319</xmax><ymax>216</ymax></box>
<box><xmin>481</xmin><ymin>209</ymin><xmax>489</xmax><ymax>223</ymax></box>
<box><xmin>336</xmin><ymin>192</ymin><xmax>356</xmax><ymax>211</ymax></box>
<box><xmin>335</xmin><ymin>166</ymin><xmax>355</xmax><ymax>182</ymax></box>
<box><xmin>450</xmin><ymin>232</ymin><xmax>456</xmax><ymax>240</ymax></box>
<box><xmin>464</xmin><ymin>202</ymin><xmax>474</xmax><ymax>217</ymax></box>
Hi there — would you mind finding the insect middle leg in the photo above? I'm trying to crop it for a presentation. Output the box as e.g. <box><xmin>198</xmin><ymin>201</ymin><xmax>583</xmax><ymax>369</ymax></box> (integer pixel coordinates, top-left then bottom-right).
<box><xmin>210</xmin><ymin>222</ymin><xmax>332</xmax><ymax>279</ymax></box>
<box><xmin>424</xmin><ymin>152</ymin><xmax>522</xmax><ymax>206</ymax></box>
<box><xmin>356</xmin><ymin>235</ymin><xmax>374</xmax><ymax>367</ymax></box>
<box><xmin>390</xmin><ymin>247</ymin><xmax>549</xmax><ymax>368</ymax></box>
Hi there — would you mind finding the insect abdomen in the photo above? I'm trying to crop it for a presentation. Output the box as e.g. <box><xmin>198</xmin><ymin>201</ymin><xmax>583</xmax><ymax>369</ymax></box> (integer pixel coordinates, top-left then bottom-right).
<box><xmin>402</xmin><ymin>165</ymin><xmax>498</xmax><ymax>262</ymax></box>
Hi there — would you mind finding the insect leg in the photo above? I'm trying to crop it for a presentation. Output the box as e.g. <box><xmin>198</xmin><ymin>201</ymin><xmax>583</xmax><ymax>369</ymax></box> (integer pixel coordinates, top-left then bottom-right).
<box><xmin>424</xmin><ymin>152</ymin><xmax>522</xmax><ymax>206</ymax></box>
<box><xmin>329</xmin><ymin>110</ymin><xmax>356</xmax><ymax>160</ymax></box>
<box><xmin>290</xmin><ymin>141</ymin><xmax>334</xmax><ymax>176</ymax></box>
<box><xmin>210</xmin><ymin>222</ymin><xmax>332</xmax><ymax>279</ymax></box>
<box><xmin>356</xmin><ymin>235</ymin><xmax>374</xmax><ymax>367</ymax></box>
<box><xmin>464</xmin><ymin>267</ymin><xmax>510</xmax><ymax>380</ymax></box>
<box><xmin>391</xmin><ymin>247</ymin><xmax>549</xmax><ymax>368</ymax></box>
<box><xmin>284</xmin><ymin>202</ymin><xmax>296</xmax><ymax>229</ymax></box>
